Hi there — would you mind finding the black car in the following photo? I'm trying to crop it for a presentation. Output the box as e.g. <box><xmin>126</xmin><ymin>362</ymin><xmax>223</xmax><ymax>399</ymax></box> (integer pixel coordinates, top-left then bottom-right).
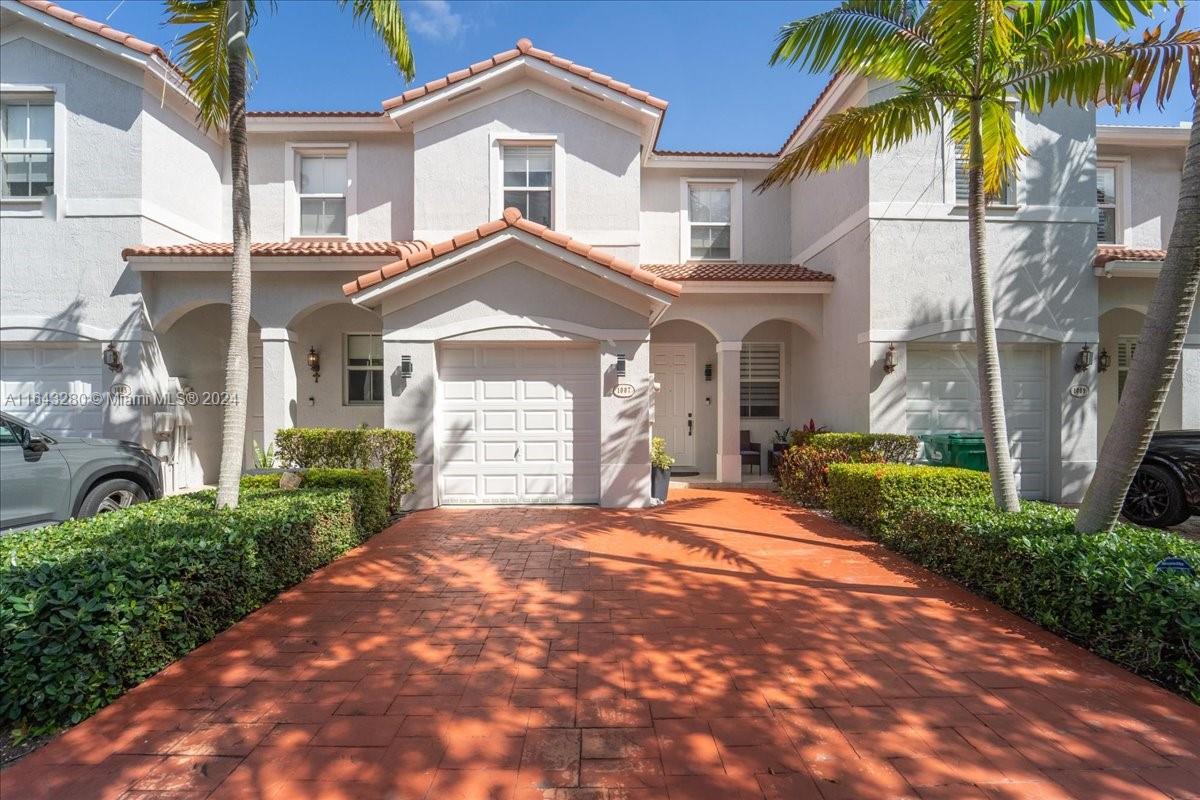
<box><xmin>1122</xmin><ymin>430</ymin><xmax>1200</xmax><ymax>528</ymax></box>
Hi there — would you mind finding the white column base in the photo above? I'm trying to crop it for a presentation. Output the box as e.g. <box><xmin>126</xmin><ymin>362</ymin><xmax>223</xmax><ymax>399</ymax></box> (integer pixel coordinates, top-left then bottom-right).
<box><xmin>716</xmin><ymin>453</ymin><xmax>743</xmax><ymax>484</ymax></box>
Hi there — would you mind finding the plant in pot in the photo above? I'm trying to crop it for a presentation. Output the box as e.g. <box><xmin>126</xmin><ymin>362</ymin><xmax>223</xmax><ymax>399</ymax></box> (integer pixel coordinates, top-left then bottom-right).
<box><xmin>650</xmin><ymin>436</ymin><xmax>675</xmax><ymax>502</ymax></box>
<box><xmin>770</xmin><ymin>427</ymin><xmax>792</xmax><ymax>475</ymax></box>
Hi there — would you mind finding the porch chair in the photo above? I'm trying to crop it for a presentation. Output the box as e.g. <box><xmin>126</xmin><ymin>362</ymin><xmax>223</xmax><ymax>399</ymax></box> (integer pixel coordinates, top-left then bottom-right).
<box><xmin>740</xmin><ymin>430</ymin><xmax>762</xmax><ymax>475</ymax></box>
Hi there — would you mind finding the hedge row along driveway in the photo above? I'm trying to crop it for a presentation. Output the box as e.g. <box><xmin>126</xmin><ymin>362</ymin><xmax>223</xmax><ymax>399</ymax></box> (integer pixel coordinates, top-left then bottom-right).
<box><xmin>3</xmin><ymin>490</ymin><xmax>1197</xmax><ymax>799</ymax></box>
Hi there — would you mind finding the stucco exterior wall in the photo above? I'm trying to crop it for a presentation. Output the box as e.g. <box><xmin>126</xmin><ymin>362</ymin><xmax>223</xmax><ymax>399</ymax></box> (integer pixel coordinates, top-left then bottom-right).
<box><xmin>640</xmin><ymin>168</ymin><xmax>791</xmax><ymax>264</ymax></box>
<box><xmin>412</xmin><ymin>87</ymin><xmax>640</xmax><ymax>247</ymax></box>
<box><xmin>292</xmin><ymin>303</ymin><xmax>385</xmax><ymax>429</ymax></box>
<box><xmin>1097</xmin><ymin>145</ymin><xmax>1183</xmax><ymax>249</ymax></box>
<box><xmin>141</xmin><ymin>94</ymin><xmax>224</xmax><ymax>241</ymax></box>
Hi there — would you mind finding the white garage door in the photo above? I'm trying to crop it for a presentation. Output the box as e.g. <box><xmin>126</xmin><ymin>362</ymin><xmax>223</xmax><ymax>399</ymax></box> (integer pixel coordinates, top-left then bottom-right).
<box><xmin>906</xmin><ymin>344</ymin><xmax>1048</xmax><ymax>498</ymax></box>
<box><xmin>438</xmin><ymin>343</ymin><xmax>601</xmax><ymax>504</ymax></box>
<box><xmin>1</xmin><ymin>342</ymin><xmax>105</xmax><ymax>437</ymax></box>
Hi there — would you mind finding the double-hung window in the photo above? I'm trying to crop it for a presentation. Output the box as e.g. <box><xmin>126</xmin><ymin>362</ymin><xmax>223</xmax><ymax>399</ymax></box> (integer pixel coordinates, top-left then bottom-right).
<box><xmin>1</xmin><ymin>98</ymin><xmax>54</xmax><ymax>198</ymax></box>
<box><xmin>687</xmin><ymin>183</ymin><xmax>733</xmax><ymax>260</ymax></box>
<box><xmin>1096</xmin><ymin>164</ymin><xmax>1119</xmax><ymax>244</ymax></box>
<box><xmin>740</xmin><ymin>342</ymin><xmax>782</xmax><ymax>419</ymax></box>
<box><xmin>502</xmin><ymin>145</ymin><xmax>553</xmax><ymax>226</ymax></box>
<box><xmin>345</xmin><ymin>334</ymin><xmax>383</xmax><ymax>404</ymax></box>
<box><xmin>299</xmin><ymin>153</ymin><xmax>347</xmax><ymax>236</ymax></box>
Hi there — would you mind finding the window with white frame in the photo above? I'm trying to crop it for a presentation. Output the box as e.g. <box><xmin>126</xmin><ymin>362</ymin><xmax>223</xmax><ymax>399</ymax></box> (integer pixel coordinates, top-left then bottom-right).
<box><xmin>1</xmin><ymin>97</ymin><xmax>54</xmax><ymax>198</ymax></box>
<box><xmin>502</xmin><ymin>144</ymin><xmax>553</xmax><ymax>226</ymax></box>
<box><xmin>687</xmin><ymin>182</ymin><xmax>734</xmax><ymax>260</ymax></box>
<box><xmin>298</xmin><ymin>152</ymin><xmax>347</xmax><ymax>236</ymax></box>
<box><xmin>1096</xmin><ymin>163</ymin><xmax>1119</xmax><ymax>244</ymax></box>
<box><xmin>345</xmin><ymin>334</ymin><xmax>383</xmax><ymax>404</ymax></box>
<box><xmin>952</xmin><ymin>107</ymin><xmax>1016</xmax><ymax>206</ymax></box>
<box><xmin>1116</xmin><ymin>336</ymin><xmax>1137</xmax><ymax>399</ymax></box>
<box><xmin>740</xmin><ymin>342</ymin><xmax>782</xmax><ymax>419</ymax></box>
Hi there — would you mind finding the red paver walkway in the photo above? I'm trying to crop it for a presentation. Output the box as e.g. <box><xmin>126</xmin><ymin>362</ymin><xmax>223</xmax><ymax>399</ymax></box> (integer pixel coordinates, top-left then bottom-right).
<box><xmin>3</xmin><ymin>489</ymin><xmax>1198</xmax><ymax>800</ymax></box>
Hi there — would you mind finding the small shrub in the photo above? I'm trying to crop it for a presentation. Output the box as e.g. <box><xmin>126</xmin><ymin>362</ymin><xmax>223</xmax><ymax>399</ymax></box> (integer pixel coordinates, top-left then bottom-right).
<box><xmin>776</xmin><ymin>446</ymin><xmax>884</xmax><ymax>507</ymax></box>
<box><xmin>275</xmin><ymin>428</ymin><xmax>415</xmax><ymax>512</ymax></box>
<box><xmin>827</xmin><ymin>463</ymin><xmax>991</xmax><ymax>533</ymax></box>
<box><xmin>0</xmin><ymin>470</ymin><xmax>387</xmax><ymax>736</ymax></box>
<box><xmin>650</xmin><ymin>436</ymin><xmax>674</xmax><ymax>471</ymax></box>
<box><xmin>803</xmin><ymin>432</ymin><xmax>920</xmax><ymax>464</ymax></box>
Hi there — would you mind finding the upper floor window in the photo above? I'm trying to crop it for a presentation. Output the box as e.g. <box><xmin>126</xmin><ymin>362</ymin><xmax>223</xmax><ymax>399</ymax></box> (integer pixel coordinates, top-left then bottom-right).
<box><xmin>502</xmin><ymin>145</ymin><xmax>552</xmax><ymax>226</ymax></box>
<box><xmin>684</xmin><ymin>180</ymin><xmax>742</xmax><ymax>262</ymax></box>
<box><xmin>299</xmin><ymin>153</ymin><xmax>347</xmax><ymax>236</ymax></box>
<box><xmin>740</xmin><ymin>342</ymin><xmax>782</xmax><ymax>419</ymax></box>
<box><xmin>1096</xmin><ymin>163</ymin><xmax>1119</xmax><ymax>244</ymax></box>
<box><xmin>345</xmin><ymin>334</ymin><xmax>383</xmax><ymax>404</ymax></box>
<box><xmin>1</xmin><ymin>98</ymin><xmax>54</xmax><ymax>198</ymax></box>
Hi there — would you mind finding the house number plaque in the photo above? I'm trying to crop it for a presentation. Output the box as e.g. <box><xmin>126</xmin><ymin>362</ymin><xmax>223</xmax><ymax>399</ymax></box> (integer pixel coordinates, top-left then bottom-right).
<box><xmin>1069</xmin><ymin>385</ymin><xmax>1089</xmax><ymax>398</ymax></box>
<box><xmin>613</xmin><ymin>383</ymin><xmax>635</xmax><ymax>398</ymax></box>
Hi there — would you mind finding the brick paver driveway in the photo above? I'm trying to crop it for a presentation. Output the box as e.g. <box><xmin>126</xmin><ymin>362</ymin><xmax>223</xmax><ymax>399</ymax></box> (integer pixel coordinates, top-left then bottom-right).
<box><xmin>5</xmin><ymin>489</ymin><xmax>1199</xmax><ymax>800</ymax></box>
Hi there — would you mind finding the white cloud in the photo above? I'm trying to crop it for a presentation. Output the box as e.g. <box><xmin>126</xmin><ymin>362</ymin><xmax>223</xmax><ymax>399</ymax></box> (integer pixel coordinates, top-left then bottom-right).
<box><xmin>408</xmin><ymin>0</ymin><xmax>465</xmax><ymax>40</ymax></box>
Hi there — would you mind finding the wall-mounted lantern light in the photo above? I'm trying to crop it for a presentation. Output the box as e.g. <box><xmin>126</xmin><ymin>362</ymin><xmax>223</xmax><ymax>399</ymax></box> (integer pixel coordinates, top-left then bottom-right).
<box><xmin>704</xmin><ymin>363</ymin><xmax>713</xmax><ymax>382</ymax></box>
<box><xmin>882</xmin><ymin>343</ymin><xmax>898</xmax><ymax>375</ymax></box>
<box><xmin>400</xmin><ymin>355</ymin><xmax>413</xmax><ymax>379</ymax></box>
<box><xmin>1097</xmin><ymin>348</ymin><xmax>1112</xmax><ymax>373</ymax></box>
<box><xmin>616</xmin><ymin>353</ymin><xmax>627</xmax><ymax>378</ymax></box>
<box><xmin>103</xmin><ymin>342</ymin><xmax>123</xmax><ymax>372</ymax></box>
<box><xmin>306</xmin><ymin>347</ymin><xmax>321</xmax><ymax>382</ymax></box>
<box><xmin>1074</xmin><ymin>343</ymin><xmax>1094</xmax><ymax>373</ymax></box>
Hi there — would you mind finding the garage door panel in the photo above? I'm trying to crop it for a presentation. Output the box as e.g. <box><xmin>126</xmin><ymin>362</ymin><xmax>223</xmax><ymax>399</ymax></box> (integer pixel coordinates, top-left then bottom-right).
<box><xmin>438</xmin><ymin>343</ymin><xmax>601</xmax><ymax>504</ymax></box>
<box><xmin>1</xmin><ymin>343</ymin><xmax>104</xmax><ymax>438</ymax></box>
<box><xmin>443</xmin><ymin>411</ymin><xmax>477</xmax><ymax>434</ymax></box>
<box><xmin>442</xmin><ymin>380</ymin><xmax>477</xmax><ymax>400</ymax></box>
<box><xmin>906</xmin><ymin>345</ymin><xmax>1048</xmax><ymax>499</ymax></box>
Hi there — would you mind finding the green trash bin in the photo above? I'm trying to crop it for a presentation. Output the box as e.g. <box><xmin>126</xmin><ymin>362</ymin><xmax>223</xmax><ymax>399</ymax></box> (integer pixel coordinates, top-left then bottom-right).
<box><xmin>946</xmin><ymin>433</ymin><xmax>988</xmax><ymax>472</ymax></box>
<box><xmin>919</xmin><ymin>433</ymin><xmax>954</xmax><ymax>466</ymax></box>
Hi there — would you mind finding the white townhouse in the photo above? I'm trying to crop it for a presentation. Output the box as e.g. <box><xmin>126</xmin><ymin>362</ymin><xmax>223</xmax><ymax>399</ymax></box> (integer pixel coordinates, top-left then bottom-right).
<box><xmin>1</xmin><ymin>0</ymin><xmax>1195</xmax><ymax>508</ymax></box>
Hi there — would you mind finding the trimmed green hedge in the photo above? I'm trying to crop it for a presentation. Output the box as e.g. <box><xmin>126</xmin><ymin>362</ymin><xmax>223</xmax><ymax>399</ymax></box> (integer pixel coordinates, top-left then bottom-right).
<box><xmin>275</xmin><ymin>427</ymin><xmax>415</xmax><ymax>513</ymax></box>
<box><xmin>0</xmin><ymin>469</ymin><xmax>387</xmax><ymax>736</ymax></box>
<box><xmin>776</xmin><ymin>433</ymin><xmax>918</xmax><ymax>508</ymax></box>
<box><xmin>827</xmin><ymin>462</ymin><xmax>991</xmax><ymax>532</ymax></box>
<box><xmin>826</xmin><ymin>463</ymin><xmax>1200</xmax><ymax>703</ymax></box>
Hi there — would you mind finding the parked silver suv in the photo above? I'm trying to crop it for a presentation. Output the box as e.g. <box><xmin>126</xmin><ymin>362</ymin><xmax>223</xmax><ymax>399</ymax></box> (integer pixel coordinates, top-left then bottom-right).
<box><xmin>0</xmin><ymin>412</ymin><xmax>162</xmax><ymax>531</ymax></box>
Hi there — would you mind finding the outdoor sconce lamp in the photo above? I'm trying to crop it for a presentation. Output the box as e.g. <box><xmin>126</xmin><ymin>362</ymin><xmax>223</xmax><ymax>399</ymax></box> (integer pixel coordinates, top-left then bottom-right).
<box><xmin>400</xmin><ymin>355</ymin><xmax>413</xmax><ymax>379</ymax></box>
<box><xmin>1075</xmin><ymin>343</ymin><xmax>1094</xmax><ymax>373</ymax></box>
<box><xmin>704</xmin><ymin>363</ymin><xmax>713</xmax><ymax>381</ymax></box>
<box><xmin>882</xmin><ymin>343</ymin><xmax>898</xmax><ymax>375</ymax></box>
<box><xmin>616</xmin><ymin>353</ymin><xmax>627</xmax><ymax>378</ymax></box>
<box><xmin>102</xmin><ymin>342</ymin><xmax>123</xmax><ymax>372</ymax></box>
<box><xmin>1097</xmin><ymin>348</ymin><xmax>1112</xmax><ymax>373</ymax></box>
<box><xmin>306</xmin><ymin>347</ymin><xmax>321</xmax><ymax>382</ymax></box>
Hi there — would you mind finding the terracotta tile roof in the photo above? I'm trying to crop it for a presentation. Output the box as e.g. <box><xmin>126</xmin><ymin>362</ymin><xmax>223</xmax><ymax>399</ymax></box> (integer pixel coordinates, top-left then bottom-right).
<box><xmin>247</xmin><ymin>110</ymin><xmax>384</xmax><ymax>118</ymax></box>
<box><xmin>1093</xmin><ymin>245</ymin><xmax>1167</xmax><ymax>267</ymax></box>
<box><xmin>652</xmin><ymin>150</ymin><xmax>777</xmax><ymax>159</ymax></box>
<box><xmin>382</xmin><ymin>38</ymin><xmax>668</xmax><ymax>113</ymax></box>
<box><xmin>121</xmin><ymin>240</ymin><xmax>429</xmax><ymax>259</ymax></box>
<box><xmin>641</xmin><ymin>263</ymin><xmax>834</xmax><ymax>282</ymax></box>
<box><xmin>343</xmin><ymin>208</ymin><xmax>681</xmax><ymax>297</ymax></box>
<box><xmin>16</xmin><ymin>0</ymin><xmax>167</xmax><ymax>59</ymax></box>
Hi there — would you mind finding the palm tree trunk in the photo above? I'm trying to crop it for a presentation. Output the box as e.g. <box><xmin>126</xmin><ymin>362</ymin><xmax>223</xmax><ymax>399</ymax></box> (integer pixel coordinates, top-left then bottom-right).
<box><xmin>215</xmin><ymin>0</ymin><xmax>251</xmax><ymax>509</ymax></box>
<box><xmin>1075</xmin><ymin>101</ymin><xmax>1200</xmax><ymax>533</ymax></box>
<box><xmin>968</xmin><ymin>98</ymin><xmax>1021</xmax><ymax>512</ymax></box>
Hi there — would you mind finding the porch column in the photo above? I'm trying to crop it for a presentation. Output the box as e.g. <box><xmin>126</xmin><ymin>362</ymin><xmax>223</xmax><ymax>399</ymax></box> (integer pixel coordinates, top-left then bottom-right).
<box><xmin>260</xmin><ymin>328</ymin><xmax>298</xmax><ymax>458</ymax></box>
<box><xmin>1053</xmin><ymin>341</ymin><xmax>1098</xmax><ymax>503</ymax></box>
<box><xmin>1177</xmin><ymin>341</ymin><xmax>1200</xmax><ymax>429</ymax></box>
<box><xmin>715</xmin><ymin>340</ymin><xmax>742</xmax><ymax>483</ymax></box>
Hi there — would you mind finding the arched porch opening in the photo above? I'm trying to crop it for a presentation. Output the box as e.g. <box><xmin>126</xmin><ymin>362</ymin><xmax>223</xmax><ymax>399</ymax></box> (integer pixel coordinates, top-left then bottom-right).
<box><xmin>649</xmin><ymin>319</ymin><xmax>718</xmax><ymax>474</ymax></box>
<box><xmin>289</xmin><ymin>302</ymin><xmax>384</xmax><ymax>430</ymax></box>
<box><xmin>739</xmin><ymin>319</ymin><xmax>820</xmax><ymax>476</ymax></box>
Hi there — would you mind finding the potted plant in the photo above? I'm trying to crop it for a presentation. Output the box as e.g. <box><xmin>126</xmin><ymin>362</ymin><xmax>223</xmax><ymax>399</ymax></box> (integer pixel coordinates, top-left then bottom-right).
<box><xmin>650</xmin><ymin>436</ymin><xmax>674</xmax><ymax>502</ymax></box>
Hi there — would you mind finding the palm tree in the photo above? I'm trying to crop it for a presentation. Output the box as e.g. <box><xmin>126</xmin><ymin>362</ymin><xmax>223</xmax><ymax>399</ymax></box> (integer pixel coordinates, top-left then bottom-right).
<box><xmin>758</xmin><ymin>0</ymin><xmax>1195</xmax><ymax>513</ymax></box>
<box><xmin>165</xmin><ymin>0</ymin><xmax>415</xmax><ymax>508</ymax></box>
<box><xmin>1075</xmin><ymin>99</ymin><xmax>1200</xmax><ymax>532</ymax></box>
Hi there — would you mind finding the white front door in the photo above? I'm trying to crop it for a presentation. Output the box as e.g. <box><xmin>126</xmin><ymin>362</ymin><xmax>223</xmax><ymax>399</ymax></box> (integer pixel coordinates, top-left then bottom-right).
<box><xmin>906</xmin><ymin>344</ymin><xmax>1049</xmax><ymax>498</ymax></box>
<box><xmin>651</xmin><ymin>344</ymin><xmax>695</xmax><ymax>467</ymax></box>
<box><xmin>437</xmin><ymin>343</ymin><xmax>601</xmax><ymax>504</ymax></box>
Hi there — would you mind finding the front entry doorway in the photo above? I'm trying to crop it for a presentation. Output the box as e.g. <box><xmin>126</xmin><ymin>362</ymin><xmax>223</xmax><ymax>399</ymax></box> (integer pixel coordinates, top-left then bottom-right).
<box><xmin>651</xmin><ymin>343</ymin><xmax>696</xmax><ymax>468</ymax></box>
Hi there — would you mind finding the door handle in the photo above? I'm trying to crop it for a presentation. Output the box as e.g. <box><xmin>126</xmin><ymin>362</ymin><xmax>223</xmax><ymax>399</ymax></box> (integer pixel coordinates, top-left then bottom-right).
<box><xmin>687</xmin><ymin>416</ymin><xmax>693</xmax><ymax>436</ymax></box>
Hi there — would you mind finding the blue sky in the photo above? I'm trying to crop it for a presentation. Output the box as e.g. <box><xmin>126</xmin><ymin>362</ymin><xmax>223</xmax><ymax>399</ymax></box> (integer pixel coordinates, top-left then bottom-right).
<box><xmin>65</xmin><ymin>0</ymin><xmax>1198</xmax><ymax>152</ymax></box>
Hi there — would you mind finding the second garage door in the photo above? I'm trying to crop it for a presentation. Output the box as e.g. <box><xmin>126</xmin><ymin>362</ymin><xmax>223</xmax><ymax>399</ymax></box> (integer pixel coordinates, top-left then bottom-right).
<box><xmin>906</xmin><ymin>344</ymin><xmax>1049</xmax><ymax>498</ymax></box>
<box><xmin>438</xmin><ymin>343</ymin><xmax>601</xmax><ymax>504</ymax></box>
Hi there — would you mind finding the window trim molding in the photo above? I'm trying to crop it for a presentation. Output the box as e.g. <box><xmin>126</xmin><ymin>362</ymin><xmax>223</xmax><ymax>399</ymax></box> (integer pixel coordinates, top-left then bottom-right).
<box><xmin>489</xmin><ymin>132</ymin><xmax>564</xmax><ymax>229</ymax></box>
<box><xmin>284</xmin><ymin>140</ymin><xmax>356</xmax><ymax>240</ymax></box>
<box><xmin>1096</xmin><ymin>156</ymin><xmax>1132</xmax><ymax>246</ymax></box>
<box><xmin>0</xmin><ymin>83</ymin><xmax>65</xmax><ymax>219</ymax></box>
<box><xmin>343</xmin><ymin>331</ymin><xmax>384</xmax><ymax>406</ymax></box>
<box><xmin>680</xmin><ymin>177</ymin><xmax>742</xmax><ymax>263</ymax></box>
<box><xmin>942</xmin><ymin>100</ymin><xmax>1025</xmax><ymax>211</ymax></box>
<box><xmin>739</xmin><ymin>339</ymin><xmax>784</xmax><ymax>420</ymax></box>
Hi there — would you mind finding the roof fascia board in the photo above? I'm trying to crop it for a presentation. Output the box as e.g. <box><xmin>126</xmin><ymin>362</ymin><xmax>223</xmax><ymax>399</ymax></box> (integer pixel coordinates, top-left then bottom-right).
<box><xmin>247</xmin><ymin>115</ymin><xmax>398</xmax><ymax>134</ymax></box>
<box><xmin>1093</xmin><ymin>260</ymin><xmax>1164</xmax><ymax>277</ymax></box>
<box><xmin>779</xmin><ymin>73</ymin><xmax>860</xmax><ymax>155</ymax></box>
<box><xmin>1096</xmin><ymin>124</ymin><xmax>1191</xmax><ymax>147</ymax></box>
<box><xmin>645</xmin><ymin>155</ymin><xmax>778</xmax><ymax>170</ymax></box>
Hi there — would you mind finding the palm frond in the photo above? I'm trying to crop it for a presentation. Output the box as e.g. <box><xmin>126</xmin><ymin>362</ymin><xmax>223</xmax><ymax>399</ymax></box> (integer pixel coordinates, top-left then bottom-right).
<box><xmin>164</xmin><ymin>0</ymin><xmax>232</xmax><ymax>129</ymax></box>
<box><xmin>919</xmin><ymin>0</ymin><xmax>985</xmax><ymax>80</ymax></box>
<box><xmin>949</xmin><ymin>98</ymin><xmax>1027</xmax><ymax>198</ymax></box>
<box><xmin>758</xmin><ymin>90</ymin><xmax>942</xmax><ymax>191</ymax></box>
<box><xmin>771</xmin><ymin>1</ymin><xmax>947</xmax><ymax>83</ymax></box>
<box><xmin>336</xmin><ymin>0</ymin><xmax>415</xmax><ymax>81</ymax></box>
